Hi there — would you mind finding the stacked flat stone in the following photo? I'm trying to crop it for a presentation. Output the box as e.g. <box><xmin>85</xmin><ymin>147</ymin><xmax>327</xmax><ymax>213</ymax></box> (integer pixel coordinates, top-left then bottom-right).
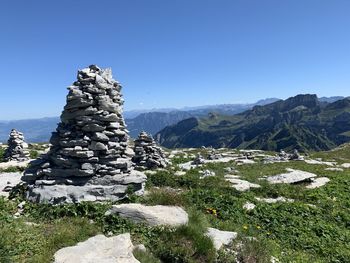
<box><xmin>132</xmin><ymin>131</ymin><xmax>169</xmax><ymax>169</ymax></box>
<box><xmin>22</xmin><ymin>65</ymin><xmax>146</xmax><ymax>204</ymax></box>
<box><xmin>192</xmin><ymin>154</ymin><xmax>205</xmax><ymax>165</ymax></box>
<box><xmin>4</xmin><ymin>129</ymin><xmax>30</xmax><ymax>162</ymax></box>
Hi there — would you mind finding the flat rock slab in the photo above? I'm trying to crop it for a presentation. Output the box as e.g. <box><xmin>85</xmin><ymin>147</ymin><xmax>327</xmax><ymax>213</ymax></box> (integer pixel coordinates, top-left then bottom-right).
<box><xmin>0</xmin><ymin>172</ymin><xmax>22</xmax><ymax>197</ymax></box>
<box><xmin>206</xmin><ymin>227</ymin><xmax>237</xmax><ymax>250</ymax></box>
<box><xmin>306</xmin><ymin>177</ymin><xmax>330</xmax><ymax>189</ymax></box>
<box><xmin>304</xmin><ymin>159</ymin><xmax>336</xmax><ymax>166</ymax></box>
<box><xmin>266</xmin><ymin>168</ymin><xmax>317</xmax><ymax>184</ymax></box>
<box><xmin>340</xmin><ymin>163</ymin><xmax>350</xmax><ymax>168</ymax></box>
<box><xmin>106</xmin><ymin>204</ymin><xmax>189</xmax><ymax>226</ymax></box>
<box><xmin>225</xmin><ymin>175</ymin><xmax>260</xmax><ymax>191</ymax></box>
<box><xmin>255</xmin><ymin>197</ymin><xmax>294</xmax><ymax>203</ymax></box>
<box><xmin>54</xmin><ymin>233</ymin><xmax>139</xmax><ymax>263</ymax></box>
<box><xmin>179</xmin><ymin>157</ymin><xmax>238</xmax><ymax>170</ymax></box>
<box><xmin>236</xmin><ymin>159</ymin><xmax>256</xmax><ymax>165</ymax></box>
<box><xmin>174</xmin><ymin>171</ymin><xmax>186</xmax><ymax>176</ymax></box>
<box><xmin>0</xmin><ymin>160</ymin><xmax>31</xmax><ymax>170</ymax></box>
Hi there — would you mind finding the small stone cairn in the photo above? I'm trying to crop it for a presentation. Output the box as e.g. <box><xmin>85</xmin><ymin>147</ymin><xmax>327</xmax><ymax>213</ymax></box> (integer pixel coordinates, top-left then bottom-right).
<box><xmin>207</xmin><ymin>149</ymin><xmax>222</xmax><ymax>160</ymax></box>
<box><xmin>22</xmin><ymin>65</ymin><xmax>146</xmax><ymax>204</ymax></box>
<box><xmin>132</xmin><ymin>131</ymin><xmax>169</xmax><ymax>169</ymax></box>
<box><xmin>4</xmin><ymin>129</ymin><xmax>30</xmax><ymax>162</ymax></box>
<box><xmin>192</xmin><ymin>154</ymin><xmax>205</xmax><ymax>165</ymax></box>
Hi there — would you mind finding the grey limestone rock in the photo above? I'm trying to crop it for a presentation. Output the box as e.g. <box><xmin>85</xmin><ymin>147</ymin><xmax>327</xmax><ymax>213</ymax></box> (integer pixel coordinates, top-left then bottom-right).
<box><xmin>132</xmin><ymin>131</ymin><xmax>169</xmax><ymax>169</ymax></box>
<box><xmin>54</xmin><ymin>233</ymin><xmax>140</xmax><ymax>263</ymax></box>
<box><xmin>21</xmin><ymin>65</ymin><xmax>146</xmax><ymax>204</ymax></box>
<box><xmin>4</xmin><ymin>129</ymin><xmax>30</xmax><ymax>162</ymax></box>
<box><xmin>105</xmin><ymin>203</ymin><xmax>189</xmax><ymax>226</ymax></box>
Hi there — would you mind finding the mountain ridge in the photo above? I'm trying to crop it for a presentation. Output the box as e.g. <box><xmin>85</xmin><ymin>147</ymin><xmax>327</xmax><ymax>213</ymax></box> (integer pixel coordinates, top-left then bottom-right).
<box><xmin>156</xmin><ymin>94</ymin><xmax>350</xmax><ymax>151</ymax></box>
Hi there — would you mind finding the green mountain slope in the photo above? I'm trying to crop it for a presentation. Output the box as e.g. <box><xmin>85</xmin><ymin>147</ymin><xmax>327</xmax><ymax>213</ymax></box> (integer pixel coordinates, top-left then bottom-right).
<box><xmin>156</xmin><ymin>94</ymin><xmax>350</xmax><ymax>151</ymax></box>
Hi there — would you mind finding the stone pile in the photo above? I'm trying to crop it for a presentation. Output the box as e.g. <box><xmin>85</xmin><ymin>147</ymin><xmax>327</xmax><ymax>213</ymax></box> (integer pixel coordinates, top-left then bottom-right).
<box><xmin>22</xmin><ymin>65</ymin><xmax>146</xmax><ymax>204</ymax></box>
<box><xmin>4</xmin><ymin>129</ymin><xmax>30</xmax><ymax>162</ymax></box>
<box><xmin>132</xmin><ymin>131</ymin><xmax>169</xmax><ymax>169</ymax></box>
<box><xmin>264</xmin><ymin>149</ymin><xmax>304</xmax><ymax>163</ymax></box>
<box><xmin>191</xmin><ymin>154</ymin><xmax>205</xmax><ymax>165</ymax></box>
<box><xmin>207</xmin><ymin>149</ymin><xmax>222</xmax><ymax>160</ymax></box>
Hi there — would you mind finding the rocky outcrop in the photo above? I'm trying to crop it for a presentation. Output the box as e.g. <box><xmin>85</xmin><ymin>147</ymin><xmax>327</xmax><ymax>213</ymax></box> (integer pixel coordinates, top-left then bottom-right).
<box><xmin>105</xmin><ymin>204</ymin><xmax>189</xmax><ymax>226</ymax></box>
<box><xmin>266</xmin><ymin>168</ymin><xmax>317</xmax><ymax>184</ymax></box>
<box><xmin>54</xmin><ymin>234</ymin><xmax>140</xmax><ymax>263</ymax></box>
<box><xmin>21</xmin><ymin>65</ymin><xmax>146</xmax><ymax>204</ymax></box>
<box><xmin>4</xmin><ymin>129</ymin><xmax>30</xmax><ymax>162</ymax></box>
<box><xmin>132</xmin><ymin>131</ymin><xmax>169</xmax><ymax>169</ymax></box>
<box><xmin>206</xmin><ymin>228</ymin><xmax>237</xmax><ymax>250</ymax></box>
<box><xmin>305</xmin><ymin>177</ymin><xmax>330</xmax><ymax>189</ymax></box>
<box><xmin>225</xmin><ymin>175</ymin><xmax>260</xmax><ymax>191</ymax></box>
<box><xmin>0</xmin><ymin>172</ymin><xmax>23</xmax><ymax>198</ymax></box>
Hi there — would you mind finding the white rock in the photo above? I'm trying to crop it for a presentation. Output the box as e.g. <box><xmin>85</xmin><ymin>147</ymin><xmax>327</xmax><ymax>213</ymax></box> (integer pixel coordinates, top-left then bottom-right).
<box><xmin>179</xmin><ymin>156</ymin><xmax>239</xmax><ymax>171</ymax></box>
<box><xmin>174</xmin><ymin>171</ymin><xmax>186</xmax><ymax>176</ymax></box>
<box><xmin>304</xmin><ymin>159</ymin><xmax>336</xmax><ymax>166</ymax></box>
<box><xmin>225</xmin><ymin>175</ymin><xmax>260</xmax><ymax>191</ymax></box>
<box><xmin>0</xmin><ymin>160</ymin><xmax>31</xmax><ymax>170</ymax></box>
<box><xmin>178</xmin><ymin>161</ymin><xmax>197</xmax><ymax>171</ymax></box>
<box><xmin>243</xmin><ymin>202</ymin><xmax>256</xmax><ymax>211</ymax></box>
<box><xmin>105</xmin><ymin>204</ymin><xmax>188</xmax><ymax>226</ymax></box>
<box><xmin>306</xmin><ymin>177</ymin><xmax>330</xmax><ymax>189</ymax></box>
<box><xmin>255</xmin><ymin>197</ymin><xmax>294</xmax><ymax>203</ymax></box>
<box><xmin>0</xmin><ymin>172</ymin><xmax>23</xmax><ymax>197</ymax></box>
<box><xmin>199</xmin><ymin>170</ymin><xmax>215</xmax><ymax>179</ymax></box>
<box><xmin>54</xmin><ymin>233</ymin><xmax>139</xmax><ymax>263</ymax></box>
<box><xmin>340</xmin><ymin>163</ymin><xmax>350</xmax><ymax>168</ymax></box>
<box><xmin>266</xmin><ymin>168</ymin><xmax>317</xmax><ymax>184</ymax></box>
<box><xmin>206</xmin><ymin>227</ymin><xmax>237</xmax><ymax>250</ymax></box>
<box><xmin>236</xmin><ymin>159</ymin><xmax>256</xmax><ymax>165</ymax></box>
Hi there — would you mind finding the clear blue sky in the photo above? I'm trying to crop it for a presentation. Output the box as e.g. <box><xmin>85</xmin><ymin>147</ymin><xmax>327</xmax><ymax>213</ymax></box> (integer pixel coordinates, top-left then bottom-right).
<box><xmin>0</xmin><ymin>0</ymin><xmax>349</xmax><ymax>120</ymax></box>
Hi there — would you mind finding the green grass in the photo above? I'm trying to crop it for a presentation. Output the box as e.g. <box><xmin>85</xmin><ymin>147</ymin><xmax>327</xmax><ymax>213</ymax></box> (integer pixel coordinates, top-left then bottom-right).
<box><xmin>0</xmin><ymin>147</ymin><xmax>4</xmax><ymax>162</ymax></box>
<box><xmin>1</xmin><ymin>146</ymin><xmax>350</xmax><ymax>262</ymax></box>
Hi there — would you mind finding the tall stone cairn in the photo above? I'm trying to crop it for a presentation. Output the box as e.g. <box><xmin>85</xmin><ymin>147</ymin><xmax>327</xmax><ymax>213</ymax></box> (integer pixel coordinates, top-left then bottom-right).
<box><xmin>22</xmin><ymin>65</ymin><xmax>146</xmax><ymax>204</ymax></box>
<box><xmin>132</xmin><ymin>131</ymin><xmax>169</xmax><ymax>169</ymax></box>
<box><xmin>4</xmin><ymin>129</ymin><xmax>30</xmax><ymax>162</ymax></box>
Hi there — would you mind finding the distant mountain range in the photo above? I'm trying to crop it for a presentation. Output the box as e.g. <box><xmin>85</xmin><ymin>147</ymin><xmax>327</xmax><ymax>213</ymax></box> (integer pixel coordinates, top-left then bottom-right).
<box><xmin>0</xmin><ymin>98</ymin><xmax>281</xmax><ymax>142</ymax></box>
<box><xmin>155</xmin><ymin>95</ymin><xmax>350</xmax><ymax>152</ymax></box>
<box><xmin>0</xmin><ymin>96</ymin><xmax>347</xmax><ymax>147</ymax></box>
<box><xmin>125</xmin><ymin>98</ymin><xmax>281</xmax><ymax>138</ymax></box>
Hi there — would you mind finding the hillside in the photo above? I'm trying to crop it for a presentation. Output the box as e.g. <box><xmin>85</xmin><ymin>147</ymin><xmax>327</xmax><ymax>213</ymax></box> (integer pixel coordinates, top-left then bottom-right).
<box><xmin>0</xmin><ymin>99</ymin><xmax>280</xmax><ymax>142</ymax></box>
<box><xmin>156</xmin><ymin>94</ymin><xmax>350</xmax><ymax>152</ymax></box>
<box><xmin>0</xmin><ymin>117</ymin><xmax>59</xmax><ymax>143</ymax></box>
<box><xmin>2</xmin><ymin>145</ymin><xmax>350</xmax><ymax>262</ymax></box>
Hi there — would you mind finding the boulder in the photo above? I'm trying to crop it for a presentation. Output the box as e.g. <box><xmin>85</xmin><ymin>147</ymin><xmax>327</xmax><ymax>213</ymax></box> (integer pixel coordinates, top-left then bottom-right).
<box><xmin>206</xmin><ymin>228</ymin><xmax>237</xmax><ymax>250</ymax></box>
<box><xmin>266</xmin><ymin>168</ymin><xmax>317</xmax><ymax>184</ymax></box>
<box><xmin>54</xmin><ymin>233</ymin><xmax>140</xmax><ymax>263</ymax></box>
<box><xmin>225</xmin><ymin>175</ymin><xmax>260</xmax><ymax>191</ymax></box>
<box><xmin>306</xmin><ymin>177</ymin><xmax>330</xmax><ymax>189</ymax></box>
<box><xmin>0</xmin><ymin>172</ymin><xmax>23</xmax><ymax>198</ymax></box>
<box><xmin>105</xmin><ymin>204</ymin><xmax>188</xmax><ymax>226</ymax></box>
